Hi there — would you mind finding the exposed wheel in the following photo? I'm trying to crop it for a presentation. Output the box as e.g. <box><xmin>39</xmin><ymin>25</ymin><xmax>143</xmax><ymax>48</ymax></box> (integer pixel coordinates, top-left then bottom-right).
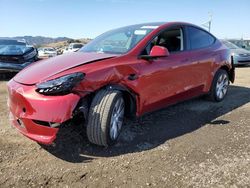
<box><xmin>208</xmin><ymin>69</ymin><xmax>229</xmax><ymax>102</ymax></box>
<box><xmin>87</xmin><ymin>89</ymin><xmax>125</xmax><ymax>146</ymax></box>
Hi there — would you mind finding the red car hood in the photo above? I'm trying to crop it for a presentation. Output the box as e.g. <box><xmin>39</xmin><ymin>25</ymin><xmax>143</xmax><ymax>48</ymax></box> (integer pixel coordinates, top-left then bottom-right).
<box><xmin>14</xmin><ymin>52</ymin><xmax>117</xmax><ymax>85</ymax></box>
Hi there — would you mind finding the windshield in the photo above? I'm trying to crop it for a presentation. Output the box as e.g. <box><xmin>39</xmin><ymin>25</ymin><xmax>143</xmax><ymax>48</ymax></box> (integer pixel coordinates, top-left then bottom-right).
<box><xmin>0</xmin><ymin>44</ymin><xmax>33</xmax><ymax>55</ymax></box>
<box><xmin>80</xmin><ymin>24</ymin><xmax>158</xmax><ymax>54</ymax></box>
<box><xmin>222</xmin><ymin>40</ymin><xmax>240</xmax><ymax>49</ymax></box>
<box><xmin>0</xmin><ymin>40</ymin><xmax>26</xmax><ymax>46</ymax></box>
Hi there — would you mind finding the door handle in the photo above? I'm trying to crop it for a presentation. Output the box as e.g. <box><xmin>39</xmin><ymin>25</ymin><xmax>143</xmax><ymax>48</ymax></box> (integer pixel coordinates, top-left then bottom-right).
<box><xmin>127</xmin><ymin>74</ymin><xmax>138</xmax><ymax>81</ymax></box>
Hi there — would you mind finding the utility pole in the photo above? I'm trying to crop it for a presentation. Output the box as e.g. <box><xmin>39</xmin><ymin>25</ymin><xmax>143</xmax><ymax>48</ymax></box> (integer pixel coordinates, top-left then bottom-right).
<box><xmin>202</xmin><ymin>12</ymin><xmax>213</xmax><ymax>32</ymax></box>
<box><xmin>208</xmin><ymin>12</ymin><xmax>212</xmax><ymax>32</ymax></box>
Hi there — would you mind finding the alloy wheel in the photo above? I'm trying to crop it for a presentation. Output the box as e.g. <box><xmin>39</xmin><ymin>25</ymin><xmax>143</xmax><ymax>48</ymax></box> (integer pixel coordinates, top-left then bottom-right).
<box><xmin>216</xmin><ymin>73</ymin><xmax>229</xmax><ymax>100</ymax></box>
<box><xmin>109</xmin><ymin>98</ymin><xmax>125</xmax><ymax>140</ymax></box>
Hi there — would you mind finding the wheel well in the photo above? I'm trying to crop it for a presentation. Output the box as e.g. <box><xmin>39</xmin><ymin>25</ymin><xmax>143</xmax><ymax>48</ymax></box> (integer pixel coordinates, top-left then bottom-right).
<box><xmin>219</xmin><ymin>65</ymin><xmax>235</xmax><ymax>83</ymax></box>
<box><xmin>122</xmin><ymin>90</ymin><xmax>137</xmax><ymax>118</ymax></box>
<box><xmin>75</xmin><ymin>85</ymin><xmax>137</xmax><ymax>120</ymax></box>
<box><xmin>104</xmin><ymin>85</ymin><xmax>137</xmax><ymax>119</ymax></box>
<box><xmin>220</xmin><ymin>65</ymin><xmax>230</xmax><ymax>73</ymax></box>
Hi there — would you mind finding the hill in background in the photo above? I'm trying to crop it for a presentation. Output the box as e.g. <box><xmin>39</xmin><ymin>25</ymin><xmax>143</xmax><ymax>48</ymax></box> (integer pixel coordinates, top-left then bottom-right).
<box><xmin>45</xmin><ymin>38</ymin><xmax>92</xmax><ymax>49</ymax></box>
<box><xmin>0</xmin><ymin>36</ymin><xmax>74</xmax><ymax>46</ymax></box>
<box><xmin>0</xmin><ymin>36</ymin><xmax>92</xmax><ymax>48</ymax></box>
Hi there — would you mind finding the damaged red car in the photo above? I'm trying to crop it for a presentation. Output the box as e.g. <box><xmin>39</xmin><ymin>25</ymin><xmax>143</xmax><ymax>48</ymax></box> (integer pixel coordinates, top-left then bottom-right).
<box><xmin>7</xmin><ymin>22</ymin><xmax>235</xmax><ymax>146</ymax></box>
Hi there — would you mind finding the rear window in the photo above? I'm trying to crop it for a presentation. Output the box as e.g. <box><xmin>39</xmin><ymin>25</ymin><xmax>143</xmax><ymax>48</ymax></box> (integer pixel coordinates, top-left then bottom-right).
<box><xmin>187</xmin><ymin>26</ymin><xmax>215</xmax><ymax>50</ymax></box>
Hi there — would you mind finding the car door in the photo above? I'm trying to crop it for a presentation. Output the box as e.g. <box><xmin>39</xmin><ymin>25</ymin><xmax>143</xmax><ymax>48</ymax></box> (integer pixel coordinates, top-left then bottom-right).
<box><xmin>135</xmin><ymin>26</ymin><xmax>199</xmax><ymax>114</ymax></box>
<box><xmin>185</xmin><ymin>26</ymin><xmax>218</xmax><ymax>92</ymax></box>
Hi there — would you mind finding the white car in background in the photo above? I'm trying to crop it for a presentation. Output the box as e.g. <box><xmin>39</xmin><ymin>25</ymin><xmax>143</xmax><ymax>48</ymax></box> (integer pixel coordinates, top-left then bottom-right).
<box><xmin>38</xmin><ymin>47</ymin><xmax>57</xmax><ymax>58</ymax></box>
<box><xmin>63</xmin><ymin>43</ymin><xmax>83</xmax><ymax>54</ymax></box>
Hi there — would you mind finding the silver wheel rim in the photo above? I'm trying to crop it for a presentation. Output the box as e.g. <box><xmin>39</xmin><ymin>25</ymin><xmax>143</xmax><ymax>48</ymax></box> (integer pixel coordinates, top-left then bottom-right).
<box><xmin>216</xmin><ymin>73</ymin><xmax>229</xmax><ymax>100</ymax></box>
<box><xmin>110</xmin><ymin>98</ymin><xmax>125</xmax><ymax>140</ymax></box>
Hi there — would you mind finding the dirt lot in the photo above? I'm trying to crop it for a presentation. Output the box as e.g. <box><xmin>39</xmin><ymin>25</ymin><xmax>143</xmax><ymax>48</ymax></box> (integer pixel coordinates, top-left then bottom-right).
<box><xmin>0</xmin><ymin>68</ymin><xmax>249</xmax><ymax>188</ymax></box>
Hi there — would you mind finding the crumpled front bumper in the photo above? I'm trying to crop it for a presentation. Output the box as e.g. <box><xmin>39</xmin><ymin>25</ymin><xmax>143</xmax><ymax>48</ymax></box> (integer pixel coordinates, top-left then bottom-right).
<box><xmin>9</xmin><ymin>114</ymin><xmax>59</xmax><ymax>145</ymax></box>
<box><xmin>7</xmin><ymin>79</ymin><xmax>80</xmax><ymax>145</ymax></box>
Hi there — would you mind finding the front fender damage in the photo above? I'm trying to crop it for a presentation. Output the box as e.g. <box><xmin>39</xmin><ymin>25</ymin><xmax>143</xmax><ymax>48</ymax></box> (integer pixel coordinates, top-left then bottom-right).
<box><xmin>72</xmin><ymin>64</ymin><xmax>141</xmax><ymax>120</ymax></box>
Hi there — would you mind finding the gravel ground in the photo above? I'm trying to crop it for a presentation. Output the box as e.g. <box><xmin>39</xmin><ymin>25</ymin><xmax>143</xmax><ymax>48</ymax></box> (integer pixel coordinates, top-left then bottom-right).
<box><xmin>0</xmin><ymin>68</ymin><xmax>249</xmax><ymax>188</ymax></box>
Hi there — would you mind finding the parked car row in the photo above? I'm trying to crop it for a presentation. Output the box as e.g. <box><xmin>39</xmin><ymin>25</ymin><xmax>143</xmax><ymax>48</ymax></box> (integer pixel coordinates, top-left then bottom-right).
<box><xmin>38</xmin><ymin>43</ymin><xmax>84</xmax><ymax>58</ymax></box>
<box><xmin>38</xmin><ymin>47</ymin><xmax>57</xmax><ymax>58</ymax></box>
<box><xmin>62</xmin><ymin>43</ymin><xmax>83</xmax><ymax>53</ymax></box>
<box><xmin>0</xmin><ymin>40</ymin><xmax>85</xmax><ymax>73</ymax></box>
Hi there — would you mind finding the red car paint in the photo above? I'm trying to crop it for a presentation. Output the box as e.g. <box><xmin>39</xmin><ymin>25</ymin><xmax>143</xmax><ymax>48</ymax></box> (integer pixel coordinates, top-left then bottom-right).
<box><xmin>7</xmin><ymin>22</ymin><xmax>234</xmax><ymax>144</ymax></box>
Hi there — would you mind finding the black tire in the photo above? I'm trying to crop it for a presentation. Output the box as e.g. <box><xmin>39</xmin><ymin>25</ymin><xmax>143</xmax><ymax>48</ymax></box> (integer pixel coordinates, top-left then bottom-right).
<box><xmin>86</xmin><ymin>89</ymin><xmax>125</xmax><ymax>146</ymax></box>
<box><xmin>208</xmin><ymin>69</ymin><xmax>229</xmax><ymax>102</ymax></box>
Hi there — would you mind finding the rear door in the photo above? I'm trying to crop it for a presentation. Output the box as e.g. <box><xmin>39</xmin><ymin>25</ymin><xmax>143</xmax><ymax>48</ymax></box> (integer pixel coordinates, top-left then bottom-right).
<box><xmin>185</xmin><ymin>26</ymin><xmax>217</xmax><ymax>92</ymax></box>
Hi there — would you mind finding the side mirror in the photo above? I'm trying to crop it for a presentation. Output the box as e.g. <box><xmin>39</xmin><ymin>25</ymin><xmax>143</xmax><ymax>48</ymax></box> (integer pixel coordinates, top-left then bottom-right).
<box><xmin>140</xmin><ymin>45</ymin><xmax>170</xmax><ymax>60</ymax></box>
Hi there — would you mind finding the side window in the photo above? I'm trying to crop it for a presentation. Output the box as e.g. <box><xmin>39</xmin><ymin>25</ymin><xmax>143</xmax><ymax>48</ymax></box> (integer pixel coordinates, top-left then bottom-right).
<box><xmin>187</xmin><ymin>26</ymin><xmax>215</xmax><ymax>50</ymax></box>
<box><xmin>142</xmin><ymin>28</ymin><xmax>184</xmax><ymax>55</ymax></box>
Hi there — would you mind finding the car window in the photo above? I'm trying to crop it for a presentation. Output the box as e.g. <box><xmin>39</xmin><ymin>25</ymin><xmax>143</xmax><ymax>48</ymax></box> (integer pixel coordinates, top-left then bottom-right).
<box><xmin>142</xmin><ymin>28</ymin><xmax>184</xmax><ymax>55</ymax></box>
<box><xmin>46</xmin><ymin>48</ymin><xmax>54</xmax><ymax>51</ymax></box>
<box><xmin>187</xmin><ymin>26</ymin><xmax>215</xmax><ymax>50</ymax></box>
<box><xmin>73</xmin><ymin>44</ymin><xmax>83</xmax><ymax>48</ymax></box>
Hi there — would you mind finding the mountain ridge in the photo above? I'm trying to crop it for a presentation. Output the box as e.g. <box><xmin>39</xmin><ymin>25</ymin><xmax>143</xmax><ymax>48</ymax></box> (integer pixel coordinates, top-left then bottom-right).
<box><xmin>0</xmin><ymin>36</ymin><xmax>72</xmax><ymax>46</ymax></box>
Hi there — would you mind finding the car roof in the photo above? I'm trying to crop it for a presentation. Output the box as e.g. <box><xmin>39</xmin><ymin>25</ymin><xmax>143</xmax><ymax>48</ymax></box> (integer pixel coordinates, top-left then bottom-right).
<box><xmin>115</xmin><ymin>22</ymin><xmax>204</xmax><ymax>31</ymax></box>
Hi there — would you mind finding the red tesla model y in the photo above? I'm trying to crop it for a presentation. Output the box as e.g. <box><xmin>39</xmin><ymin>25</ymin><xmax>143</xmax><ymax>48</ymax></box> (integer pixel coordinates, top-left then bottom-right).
<box><xmin>7</xmin><ymin>22</ymin><xmax>235</xmax><ymax>146</ymax></box>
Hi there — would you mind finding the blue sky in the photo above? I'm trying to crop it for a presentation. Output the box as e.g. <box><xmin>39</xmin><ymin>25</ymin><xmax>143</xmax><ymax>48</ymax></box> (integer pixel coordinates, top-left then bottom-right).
<box><xmin>0</xmin><ymin>0</ymin><xmax>249</xmax><ymax>39</ymax></box>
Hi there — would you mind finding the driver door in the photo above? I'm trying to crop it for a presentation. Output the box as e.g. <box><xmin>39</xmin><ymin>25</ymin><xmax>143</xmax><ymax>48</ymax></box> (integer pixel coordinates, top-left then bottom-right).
<box><xmin>135</xmin><ymin>27</ymin><xmax>202</xmax><ymax>114</ymax></box>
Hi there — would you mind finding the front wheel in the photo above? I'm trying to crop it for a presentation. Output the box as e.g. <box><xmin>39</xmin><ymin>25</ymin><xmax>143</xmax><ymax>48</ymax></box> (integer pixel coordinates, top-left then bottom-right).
<box><xmin>208</xmin><ymin>69</ymin><xmax>229</xmax><ymax>102</ymax></box>
<box><xmin>87</xmin><ymin>89</ymin><xmax>125</xmax><ymax>146</ymax></box>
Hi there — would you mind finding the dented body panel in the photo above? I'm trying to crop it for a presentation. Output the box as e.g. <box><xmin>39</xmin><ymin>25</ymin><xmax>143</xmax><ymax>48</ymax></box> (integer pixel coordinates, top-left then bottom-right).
<box><xmin>7</xmin><ymin>79</ymin><xmax>80</xmax><ymax>144</ymax></box>
<box><xmin>7</xmin><ymin>22</ymin><xmax>234</xmax><ymax>144</ymax></box>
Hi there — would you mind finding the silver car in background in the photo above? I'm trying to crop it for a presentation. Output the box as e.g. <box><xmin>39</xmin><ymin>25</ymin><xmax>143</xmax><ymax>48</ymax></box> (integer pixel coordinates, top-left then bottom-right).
<box><xmin>38</xmin><ymin>47</ymin><xmax>57</xmax><ymax>58</ymax></box>
<box><xmin>221</xmin><ymin>40</ymin><xmax>250</xmax><ymax>66</ymax></box>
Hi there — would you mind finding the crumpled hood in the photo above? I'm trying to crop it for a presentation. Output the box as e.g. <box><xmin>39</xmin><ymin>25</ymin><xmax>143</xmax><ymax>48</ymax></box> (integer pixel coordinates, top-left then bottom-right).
<box><xmin>14</xmin><ymin>52</ymin><xmax>117</xmax><ymax>85</ymax></box>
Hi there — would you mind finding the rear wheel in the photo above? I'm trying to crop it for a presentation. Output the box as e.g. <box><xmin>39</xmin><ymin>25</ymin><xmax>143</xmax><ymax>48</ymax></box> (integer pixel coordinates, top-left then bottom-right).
<box><xmin>86</xmin><ymin>89</ymin><xmax>125</xmax><ymax>146</ymax></box>
<box><xmin>208</xmin><ymin>69</ymin><xmax>229</xmax><ymax>102</ymax></box>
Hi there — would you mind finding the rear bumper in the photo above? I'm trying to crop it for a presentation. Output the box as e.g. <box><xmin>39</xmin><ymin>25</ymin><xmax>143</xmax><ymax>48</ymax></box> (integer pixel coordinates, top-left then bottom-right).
<box><xmin>7</xmin><ymin>79</ymin><xmax>80</xmax><ymax>145</ymax></box>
